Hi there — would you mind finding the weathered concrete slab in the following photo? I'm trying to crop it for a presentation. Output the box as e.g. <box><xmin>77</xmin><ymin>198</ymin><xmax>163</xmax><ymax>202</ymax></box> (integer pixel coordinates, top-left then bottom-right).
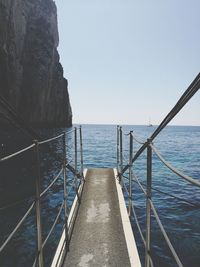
<box><xmin>62</xmin><ymin>168</ymin><xmax>140</xmax><ymax>267</ymax></box>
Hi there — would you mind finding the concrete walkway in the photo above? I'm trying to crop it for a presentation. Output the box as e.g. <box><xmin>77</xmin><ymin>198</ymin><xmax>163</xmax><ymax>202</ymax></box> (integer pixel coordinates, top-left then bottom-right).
<box><xmin>62</xmin><ymin>168</ymin><xmax>139</xmax><ymax>267</ymax></box>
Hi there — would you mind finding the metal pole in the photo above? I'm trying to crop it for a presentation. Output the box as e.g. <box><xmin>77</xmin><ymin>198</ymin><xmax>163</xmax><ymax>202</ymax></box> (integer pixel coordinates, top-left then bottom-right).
<box><xmin>128</xmin><ymin>131</ymin><xmax>133</xmax><ymax>217</ymax></box>
<box><xmin>79</xmin><ymin>126</ymin><xmax>83</xmax><ymax>178</ymax></box>
<box><xmin>74</xmin><ymin>127</ymin><xmax>78</xmax><ymax>189</ymax></box>
<box><xmin>34</xmin><ymin>140</ymin><xmax>44</xmax><ymax>267</ymax></box>
<box><xmin>119</xmin><ymin>126</ymin><xmax>123</xmax><ymax>185</ymax></box>
<box><xmin>63</xmin><ymin>133</ymin><xmax>69</xmax><ymax>251</ymax></box>
<box><xmin>145</xmin><ymin>138</ymin><xmax>152</xmax><ymax>267</ymax></box>
<box><xmin>117</xmin><ymin>126</ymin><xmax>120</xmax><ymax>173</ymax></box>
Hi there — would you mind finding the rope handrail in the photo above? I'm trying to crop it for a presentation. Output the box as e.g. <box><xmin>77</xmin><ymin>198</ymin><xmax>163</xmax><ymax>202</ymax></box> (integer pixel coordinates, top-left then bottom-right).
<box><xmin>122</xmin><ymin>179</ymin><xmax>129</xmax><ymax>196</ymax></box>
<box><xmin>132</xmin><ymin>133</ymin><xmax>145</xmax><ymax>145</ymax></box>
<box><xmin>151</xmin><ymin>144</ymin><xmax>200</xmax><ymax>187</ymax></box>
<box><xmin>132</xmin><ymin>173</ymin><xmax>147</xmax><ymax>196</ymax></box>
<box><xmin>121</xmin><ymin>142</ymin><xmax>147</xmax><ymax>175</ymax></box>
<box><xmin>117</xmin><ymin>75</ymin><xmax>199</xmax><ymax>265</ymax></box>
<box><xmin>117</xmin><ymin>126</ymin><xmax>129</xmax><ymax>136</ymax></box>
<box><xmin>131</xmin><ymin>202</ymin><xmax>146</xmax><ymax>245</ymax></box>
<box><xmin>66</xmin><ymin>162</ymin><xmax>81</xmax><ymax>177</ymax></box>
<box><xmin>66</xmin><ymin>129</ymin><xmax>75</xmax><ymax>134</ymax></box>
<box><xmin>66</xmin><ymin>158</ymin><xmax>73</xmax><ymax>165</ymax></box>
<box><xmin>150</xmin><ymin>73</ymin><xmax>200</xmax><ymax>141</ymax></box>
<box><xmin>0</xmin><ymin>131</ymin><xmax>67</xmax><ymax>163</ymax></box>
<box><xmin>42</xmin><ymin>200</ymin><xmax>65</xmax><ymax>249</ymax></box>
<box><xmin>120</xmin><ymin>73</ymin><xmax>200</xmax><ymax>176</ymax></box>
<box><xmin>122</xmin><ymin>154</ymin><xmax>129</xmax><ymax>165</ymax></box>
<box><xmin>123</xmin><ymin>177</ymin><xmax>154</xmax><ymax>267</ymax></box>
<box><xmin>0</xmin><ymin>202</ymin><xmax>35</xmax><ymax>252</ymax></box>
<box><xmin>0</xmin><ymin>144</ymin><xmax>35</xmax><ymax>162</ymax></box>
<box><xmin>0</xmin><ymin>120</ymin><xmax>84</xmax><ymax>267</ymax></box>
<box><xmin>40</xmin><ymin>167</ymin><xmax>64</xmax><ymax>198</ymax></box>
<box><xmin>68</xmin><ymin>177</ymin><xmax>79</xmax><ymax>189</ymax></box>
<box><xmin>67</xmin><ymin>178</ymin><xmax>80</xmax><ymax>196</ymax></box>
<box><xmin>0</xmin><ymin>125</ymin><xmax>84</xmax><ymax>267</ymax></box>
<box><xmin>122</xmin><ymin>172</ymin><xmax>195</xmax><ymax>266</ymax></box>
<box><xmin>151</xmin><ymin>184</ymin><xmax>199</xmax><ymax>207</ymax></box>
<box><xmin>0</xmin><ymin>94</ymin><xmax>77</xmax><ymax>178</ymax></box>
<box><xmin>122</xmin><ymin>131</ymin><xmax>131</xmax><ymax>136</ymax></box>
<box><xmin>66</xmin><ymin>144</ymin><xmax>73</xmax><ymax>150</ymax></box>
<box><xmin>0</xmin><ymin>196</ymin><xmax>34</xmax><ymax>210</ymax></box>
<box><xmin>32</xmin><ymin>255</ymin><xmax>38</xmax><ymax>267</ymax></box>
<box><xmin>68</xmin><ymin>179</ymin><xmax>84</xmax><ymax>201</ymax></box>
<box><xmin>119</xmin><ymin>127</ymin><xmax>145</xmax><ymax>144</ymax></box>
<box><xmin>130</xmin><ymin>203</ymin><xmax>155</xmax><ymax>267</ymax></box>
<box><xmin>123</xmin><ymin>173</ymin><xmax>199</xmax><ymax>207</ymax></box>
<box><xmin>38</xmin><ymin>133</ymin><xmax>64</xmax><ymax>145</ymax></box>
<box><xmin>0</xmin><ymin>166</ymin><xmax>67</xmax><ymax>211</ymax></box>
<box><xmin>136</xmin><ymin>177</ymin><xmax>199</xmax><ymax>207</ymax></box>
<box><xmin>149</xmin><ymin>200</ymin><xmax>183</xmax><ymax>267</ymax></box>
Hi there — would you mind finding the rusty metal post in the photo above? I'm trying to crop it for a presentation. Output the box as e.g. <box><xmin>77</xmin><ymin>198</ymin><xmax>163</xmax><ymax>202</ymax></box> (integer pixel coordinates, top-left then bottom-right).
<box><xmin>63</xmin><ymin>133</ymin><xmax>69</xmax><ymax>251</ymax></box>
<box><xmin>34</xmin><ymin>140</ymin><xmax>44</xmax><ymax>267</ymax></box>
<box><xmin>74</xmin><ymin>127</ymin><xmax>78</xmax><ymax>189</ymax></box>
<box><xmin>117</xmin><ymin>126</ymin><xmax>120</xmax><ymax>173</ymax></box>
<box><xmin>119</xmin><ymin>126</ymin><xmax>123</xmax><ymax>185</ymax></box>
<box><xmin>79</xmin><ymin>126</ymin><xmax>83</xmax><ymax>178</ymax></box>
<box><xmin>128</xmin><ymin>131</ymin><xmax>133</xmax><ymax>217</ymax></box>
<box><xmin>145</xmin><ymin>138</ymin><xmax>152</xmax><ymax>267</ymax></box>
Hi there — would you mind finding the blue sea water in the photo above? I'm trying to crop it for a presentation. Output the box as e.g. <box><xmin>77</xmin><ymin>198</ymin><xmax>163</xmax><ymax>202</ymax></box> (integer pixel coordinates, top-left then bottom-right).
<box><xmin>0</xmin><ymin>124</ymin><xmax>200</xmax><ymax>267</ymax></box>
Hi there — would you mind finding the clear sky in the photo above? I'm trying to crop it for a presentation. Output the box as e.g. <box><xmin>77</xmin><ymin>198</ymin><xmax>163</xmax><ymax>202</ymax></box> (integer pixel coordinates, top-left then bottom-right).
<box><xmin>55</xmin><ymin>0</ymin><xmax>199</xmax><ymax>126</ymax></box>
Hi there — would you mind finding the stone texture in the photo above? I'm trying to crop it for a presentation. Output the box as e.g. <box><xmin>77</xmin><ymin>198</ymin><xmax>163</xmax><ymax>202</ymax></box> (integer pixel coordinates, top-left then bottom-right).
<box><xmin>0</xmin><ymin>0</ymin><xmax>72</xmax><ymax>127</ymax></box>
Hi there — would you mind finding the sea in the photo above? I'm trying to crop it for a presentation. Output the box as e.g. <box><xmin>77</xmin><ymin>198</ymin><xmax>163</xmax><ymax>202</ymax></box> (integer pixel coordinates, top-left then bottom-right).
<box><xmin>0</xmin><ymin>124</ymin><xmax>199</xmax><ymax>267</ymax></box>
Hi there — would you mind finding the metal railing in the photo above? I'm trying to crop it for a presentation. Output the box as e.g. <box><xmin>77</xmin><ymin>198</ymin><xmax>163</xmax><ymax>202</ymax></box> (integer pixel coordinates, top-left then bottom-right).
<box><xmin>0</xmin><ymin>126</ymin><xmax>84</xmax><ymax>267</ymax></box>
<box><xmin>117</xmin><ymin>73</ymin><xmax>200</xmax><ymax>267</ymax></box>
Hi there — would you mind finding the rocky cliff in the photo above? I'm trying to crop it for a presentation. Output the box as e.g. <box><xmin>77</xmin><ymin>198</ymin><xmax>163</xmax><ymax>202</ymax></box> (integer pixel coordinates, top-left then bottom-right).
<box><xmin>0</xmin><ymin>0</ymin><xmax>72</xmax><ymax>127</ymax></box>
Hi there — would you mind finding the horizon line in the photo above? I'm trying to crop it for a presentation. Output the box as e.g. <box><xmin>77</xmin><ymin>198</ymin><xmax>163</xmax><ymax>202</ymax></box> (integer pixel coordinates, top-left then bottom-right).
<box><xmin>73</xmin><ymin>122</ymin><xmax>200</xmax><ymax>127</ymax></box>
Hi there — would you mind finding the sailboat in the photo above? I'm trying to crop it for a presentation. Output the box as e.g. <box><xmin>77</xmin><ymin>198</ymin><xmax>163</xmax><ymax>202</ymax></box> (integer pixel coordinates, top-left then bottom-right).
<box><xmin>148</xmin><ymin>118</ymin><xmax>153</xmax><ymax>127</ymax></box>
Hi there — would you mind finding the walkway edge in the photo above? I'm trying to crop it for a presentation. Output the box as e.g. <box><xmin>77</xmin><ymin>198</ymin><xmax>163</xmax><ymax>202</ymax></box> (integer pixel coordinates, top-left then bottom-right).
<box><xmin>113</xmin><ymin>168</ymin><xmax>141</xmax><ymax>267</ymax></box>
<box><xmin>51</xmin><ymin>169</ymin><xmax>88</xmax><ymax>267</ymax></box>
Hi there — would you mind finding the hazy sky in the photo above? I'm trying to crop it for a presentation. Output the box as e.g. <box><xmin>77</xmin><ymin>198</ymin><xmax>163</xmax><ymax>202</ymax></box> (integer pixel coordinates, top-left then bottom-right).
<box><xmin>55</xmin><ymin>0</ymin><xmax>199</xmax><ymax>125</ymax></box>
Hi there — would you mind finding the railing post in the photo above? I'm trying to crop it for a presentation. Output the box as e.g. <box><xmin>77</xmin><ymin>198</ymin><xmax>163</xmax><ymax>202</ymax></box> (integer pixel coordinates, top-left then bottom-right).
<box><xmin>119</xmin><ymin>126</ymin><xmax>123</xmax><ymax>185</ymax></box>
<box><xmin>79</xmin><ymin>126</ymin><xmax>83</xmax><ymax>178</ymax></box>
<box><xmin>128</xmin><ymin>131</ymin><xmax>133</xmax><ymax>217</ymax></box>
<box><xmin>117</xmin><ymin>126</ymin><xmax>120</xmax><ymax>173</ymax></box>
<box><xmin>34</xmin><ymin>140</ymin><xmax>44</xmax><ymax>267</ymax></box>
<box><xmin>74</xmin><ymin>127</ymin><xmax>78</xmax><ymax>189</ymax></box>
<box><xmin>145</xmin><ymin>138</ymin><xmax>152</xmax><ymax>267</ymax></box>
<box><xmin>63</xmin><ymin>133</ymin><xmax>69</xmax><ymax>251</ymax></box>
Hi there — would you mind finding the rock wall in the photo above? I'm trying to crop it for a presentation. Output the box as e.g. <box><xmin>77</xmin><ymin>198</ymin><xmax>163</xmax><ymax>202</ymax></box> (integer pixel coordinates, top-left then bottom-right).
<box><xmin>0</xmin><ymin>0</ymin><xmax>72</xmax><ymax>127</ymax></box>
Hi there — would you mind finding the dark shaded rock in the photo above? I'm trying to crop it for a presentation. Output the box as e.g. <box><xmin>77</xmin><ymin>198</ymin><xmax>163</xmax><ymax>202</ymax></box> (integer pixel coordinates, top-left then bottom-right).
<box><xmin>0</xmin><ymin>0</ymin><xmax>72</xmax><ymax>127</ymax></box>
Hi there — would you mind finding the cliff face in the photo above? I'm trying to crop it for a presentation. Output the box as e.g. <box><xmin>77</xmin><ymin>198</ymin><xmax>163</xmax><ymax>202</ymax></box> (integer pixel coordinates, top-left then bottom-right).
<box><xmin>0</xmin><ymin>0</ymin><xmax>72</xmax><ymax>127</ymax></box>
